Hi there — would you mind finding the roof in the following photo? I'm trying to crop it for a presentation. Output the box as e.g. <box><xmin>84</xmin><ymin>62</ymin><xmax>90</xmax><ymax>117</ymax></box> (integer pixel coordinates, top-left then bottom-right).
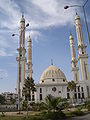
<box><xmin>40</xmin><ymin>65</ymin><xmax>67</xmax><ymax>84</ymax></box>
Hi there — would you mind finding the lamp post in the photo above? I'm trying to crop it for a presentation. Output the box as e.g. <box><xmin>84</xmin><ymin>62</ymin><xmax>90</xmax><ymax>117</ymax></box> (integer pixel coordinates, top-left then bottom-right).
<box><xmin>64</xmin><ymin>0</ymin><xmax>90</xmax><ymax>45</ymax></box>
<box><xmin>12</xmin><ymin>23</ymin><xmax>29</xmax><ymax>112</ymax></box>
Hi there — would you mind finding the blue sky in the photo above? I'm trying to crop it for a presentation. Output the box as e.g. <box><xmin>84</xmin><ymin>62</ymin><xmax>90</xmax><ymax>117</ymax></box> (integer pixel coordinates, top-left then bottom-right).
<box><xmin>0</xmin><ymin>0</ymin><xmax>90</xmax><ymax>93</ymax></box>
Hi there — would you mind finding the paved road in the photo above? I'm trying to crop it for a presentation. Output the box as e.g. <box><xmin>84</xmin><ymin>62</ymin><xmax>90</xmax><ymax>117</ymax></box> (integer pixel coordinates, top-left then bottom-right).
<box><xmin>66</xmin><ymin>113</ymin><xmax>90</xmax><ymax>120</ymax></box>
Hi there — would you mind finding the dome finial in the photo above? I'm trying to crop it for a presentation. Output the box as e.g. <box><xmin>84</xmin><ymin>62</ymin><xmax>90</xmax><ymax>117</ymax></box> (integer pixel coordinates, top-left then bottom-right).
<box><xmin>51</xmin><ymin>59</ymin><xmax>53</xmax><ymax>65</ymax></box>
<box><xmin>22</xmin><ymin>11</ymin><xmax>24</xmax><ymax>18</ymax></box>
<box><xmin>75</xmin><ymin>9</ymin><xmax>78</xmax><ymax>15</ymax></box>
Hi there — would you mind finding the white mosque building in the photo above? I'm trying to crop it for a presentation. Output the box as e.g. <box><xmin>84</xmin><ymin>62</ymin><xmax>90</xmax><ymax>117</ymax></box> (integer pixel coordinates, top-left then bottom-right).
<box><xmin>16</xmin><ymin>13</ymin><xmax>90</xmax><ymax>104</ymax></box>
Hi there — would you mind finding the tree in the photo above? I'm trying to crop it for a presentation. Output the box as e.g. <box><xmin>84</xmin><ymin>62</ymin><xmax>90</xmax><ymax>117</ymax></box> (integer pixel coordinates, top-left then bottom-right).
<box><xmin>0</xmin><ymin>94</ymin><xmax>6</xmax><ymax>105</ymax></box>
<box><xmin>22</xmin><ymin>77</ymin><xmax>36</xmax><ymax>116</ymax></box>
<box><xmin>68</xmin><ymin>81</ymin><xmax>76</xmax><ymax>104</ymax></box>
<box><xmin>30</xmin><ymin>102</ymin><xmax>46</xmax><ymax>111</ymax></box>
<box><xmin>45</xmin><ymin>94</ymin><xmax>62</xmax><ymax>112</ymax></box>
<box><xmin>44</xmin><ymin>95</ymin><xmax>66</xmax><ymax>120</ymax></box>
<box><xmin>85</xmin><ymin>100</ymin><xmax>90</xmax><ymax>111</ymax></box>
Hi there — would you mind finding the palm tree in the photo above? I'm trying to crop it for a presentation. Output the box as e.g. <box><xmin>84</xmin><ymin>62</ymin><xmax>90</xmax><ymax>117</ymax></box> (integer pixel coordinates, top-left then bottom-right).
<box><xmin>45</xmin><ymin>94</ymin><xmax>62</xmax><ymax>112</ymax></box>
<box><xmin>43</xmin><ymin>95</ymin><xmax>67</xmax><ymax>120</ymax></box>
<box><xmin>22</xmin><ymin>77</ymin><xmax>36</xmax><ymax>116</ymax></box>
<box><xmin>68</xmin><ymin>81</ymin><xmax>76</xmax><ymax>104</ymax></box>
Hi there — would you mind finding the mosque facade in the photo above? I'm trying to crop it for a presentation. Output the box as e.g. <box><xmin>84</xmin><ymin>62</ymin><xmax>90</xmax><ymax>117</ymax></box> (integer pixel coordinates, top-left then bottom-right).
<box><xmin>16</xmin><ymin>13</ymin><xmax>90</xmax><ymax>104</ymax></box>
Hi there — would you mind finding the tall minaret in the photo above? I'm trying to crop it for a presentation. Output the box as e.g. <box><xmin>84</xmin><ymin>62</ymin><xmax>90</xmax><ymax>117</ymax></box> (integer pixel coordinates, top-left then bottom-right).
<box><xmin>16</xmin><ymin>15</ymin><xmax>26</xmax><ymax>97</ymax></box>
<box><xmin>27</xmin><ymin>35</ymin><xmax>32</xmax><ymax>78</ymax></box>
<box><xmin>75</xmin><ymin>13</ymin><xmax>90</xmax><ymax>82</ymax></box>
<box><xmin>69</xmin><ymin>33</ymin><xmax>79</xmax><ymax>82</ymax></box>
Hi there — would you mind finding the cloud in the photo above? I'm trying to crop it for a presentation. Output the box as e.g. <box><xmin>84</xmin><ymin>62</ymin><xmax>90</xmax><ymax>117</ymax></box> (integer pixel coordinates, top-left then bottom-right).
<box><xmin>0</xmin><ymin>0</ymin><xmax>84</xmax><ymax>31</ymax></box>
<box><xmin>30</xmin><ymin>30</ymin><xmax>41</xmax><ymax>41</ymax></box>
<box><xmin>0</xmin><ymin>0</ymin><xmax>20</xmax><ymax>30</ymax></box>
<box><xmin>0</xmin><ymin>69</ymin><xmax>8</xmax><ymax>79</ymax></box>
<box><xmin>0</xmin><ymin>34</ymin><xmax>17</xmax><ymax>56</ymax></box>
<box><xmin>0</xmin><ymin>49</ymin><xmax>16</xmax><ymax>57</ymax></box>
<box><xmin>0</xmin><ymin>50</ymin><xmax>7</xmax><ymax>56</ymax></box>
<box><xmin>0</xmin><ymin>36</ymin><xmax>10</xmax><ymax>48</ymax></box>
<box><xmin>25</xmin><ymin>0</ymin><xmax>84</xmax><ymax>29</ymax></box>
<box><xmin>0</xmin><ymin>0</ymin><xmax>88</xmax><ymax>55</ymax></box>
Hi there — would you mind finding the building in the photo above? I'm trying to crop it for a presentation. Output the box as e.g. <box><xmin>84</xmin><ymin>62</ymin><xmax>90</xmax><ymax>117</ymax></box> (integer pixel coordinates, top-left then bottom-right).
<box><xmin>35</xmin><ymin>65</ymin><xmax>68</xmax><ymax>102</ymax></box>
<box><xmin>2</xmin><ymin>92</ymin><xmax>17</xmax><ymax>104</ymax></box>
<box><xmin>17</xmin><ymin>13</ymin><xmax>90</xmax><ymax>104</ymax></box>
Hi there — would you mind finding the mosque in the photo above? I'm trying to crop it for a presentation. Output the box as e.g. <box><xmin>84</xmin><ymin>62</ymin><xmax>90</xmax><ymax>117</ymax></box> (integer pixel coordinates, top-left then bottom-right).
<box><xmin>16</xmin><ymin>13</ymin><xmax>90</xmax><ymax>104</ymax></box>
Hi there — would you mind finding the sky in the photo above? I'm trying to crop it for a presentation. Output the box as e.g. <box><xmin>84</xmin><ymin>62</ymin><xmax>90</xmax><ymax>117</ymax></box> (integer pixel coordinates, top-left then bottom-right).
<box><xmin>0</xmin><ymin>0</ymin><xmax>90</xmax><ymax>93</ymax></box>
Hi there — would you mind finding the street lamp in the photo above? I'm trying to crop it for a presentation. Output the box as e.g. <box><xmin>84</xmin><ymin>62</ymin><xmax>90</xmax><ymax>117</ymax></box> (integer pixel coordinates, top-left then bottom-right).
<box><xmin>12</xmin><ymin>22</ymin><xmax>29</xmax><ymax>113</ymax></box>
<box><xmin>12</xmin><ymin>23</ymin><xmax>29</xmax><ymax>37</ymax></box>
<box><xmin>12</xmin><ymin>34</ymin><xmax>19</xmax><ymax>36</ymax></box>
<box><xmin>64</xmin><ymin>0</ymin><xmax>90</xmax><ymax>45</ymax></box>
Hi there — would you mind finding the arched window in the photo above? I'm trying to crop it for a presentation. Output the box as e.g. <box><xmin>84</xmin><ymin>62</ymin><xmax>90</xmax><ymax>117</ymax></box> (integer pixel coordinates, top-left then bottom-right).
<box><xmin>40</xmin><ymin>94</ymin><xmax>42</xmax><ymax>100</ymax></box>
<box><xmin>74</xmin><ymin>93</ymin><xmax>77</xmax><ymax>99</ymax></box>
<box><xmin>40</xmin><ymin>88</ymin><xmax>42</xmax><ymax>93</ymax></box>
<box><xmin>84</xmin><ymin>62</ymin><xmax>87</xmax><ymax>80</ymax></box>
<box><xmin>78</xmin><ymin>93</ymin><xmax>81</xmax><ymax>99</ymax></box>
<box><xmin>82</xmin><ymin>93</ymin><xmax>84</xmax><ymax>99</ymax></box>
<box><xmin>67</xmin><ymin>93</ymin><xmax>70</xmax><ymax>99</ymax></box>
<box><xmin>81</xmin><ymin>87</ymin><xmax>83</xmax><ymax>92</ymax></box>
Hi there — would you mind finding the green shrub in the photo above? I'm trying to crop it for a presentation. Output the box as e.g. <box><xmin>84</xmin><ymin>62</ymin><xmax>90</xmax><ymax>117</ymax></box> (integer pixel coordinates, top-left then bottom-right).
<box><xmin>71</xmin><ymin>109</ymin><xmax>84</xmax><ymax>116</ymax></box>
<box><xmin>21</xmin><ymin>111</ymin><xmax>65</xmax><ymax>120</ymax></box>
<box><xmin>30</xmin><ymin>102</ymin><xmax>46</xmax><ymax>111</ymax></box>
<box><xmin>22</xmin><ymin>100</ymin><xmax>27</xmax><ymax>110</ymax></box>
<box><xmin>41</xmin><ymin>111</ymin><xmax>66</xmax><ymax>120</ymax></box>
<box><xmin>22</xmin><ymin>116</ymin><xmax>29</xmax><ymax>120</ymax></box>
<box><xmin>85</xmin><ymin>100</ymin><xmax>90</xmax><ymax>111</ymax></box>
<box><xmin>22</xmin><ymin>115</ymin><xmax>43</xmax><ymax>120</ymax></box>
<box><xmin>0</xmin><ymin>112</ymin><xmax>5</xmax><ymax>117</ymax></box>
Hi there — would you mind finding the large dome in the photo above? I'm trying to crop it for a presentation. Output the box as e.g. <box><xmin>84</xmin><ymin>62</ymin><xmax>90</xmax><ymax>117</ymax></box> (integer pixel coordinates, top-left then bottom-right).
<box><xmin>40</xmin><ymin>65</ymin><xmax>67</xmax><ymax>84</ymax></box>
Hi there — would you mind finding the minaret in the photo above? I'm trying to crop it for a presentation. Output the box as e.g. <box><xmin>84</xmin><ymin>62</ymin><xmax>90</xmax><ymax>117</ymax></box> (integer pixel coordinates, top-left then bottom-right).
<box><xmin>16</xmin><ymin>15</ymin><xmax>26</xmax><ymax>97</ymax></box>
<box><xmin>69</xmin><ymin>33</ymin><xmax>79</xmax><ymax>82</ymax></box>
<box><xmin>75</xmin><ymin>13</ymin><xmax>90</xmax><ymax>81</ymax></box>
<box><xmin>27</xmin><ymin>35</ymin><xmax>32</xmax><ymax>78</ymax></box>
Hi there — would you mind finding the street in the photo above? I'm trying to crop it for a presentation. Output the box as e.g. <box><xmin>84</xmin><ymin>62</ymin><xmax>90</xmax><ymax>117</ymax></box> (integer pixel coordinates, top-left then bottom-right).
<box><xmin>66</xmin><ymin>113</ymin><xmax>90</xmax><ymax>120</ymax></box>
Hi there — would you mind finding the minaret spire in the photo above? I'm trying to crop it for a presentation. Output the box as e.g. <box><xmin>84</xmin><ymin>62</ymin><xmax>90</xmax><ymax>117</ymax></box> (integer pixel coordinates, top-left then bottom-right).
<box><xmin>75</xmin><ymin>13</ymin><xmax>85</xmax><ymax>47</ymax></box>
<box><xmin>69</xmin><ymin>33</ymin><xmax>79</xmax><ymax>82</ymax></box>
<box><xmin>27</xmin><ymin>34</ymin><xmax>32</xmax><ymax>78</ymax></box>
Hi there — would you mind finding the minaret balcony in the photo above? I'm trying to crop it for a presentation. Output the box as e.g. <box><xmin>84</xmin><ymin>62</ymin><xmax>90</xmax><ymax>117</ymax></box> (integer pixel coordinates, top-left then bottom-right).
<box><xmin>16</xmin><ymin>56</ymin><xmax>26</xmax><ymax>61</ymax></box>
<box><xmin>17</xmin><ymin>48</ymin><xmax>22</xmax><ymax>52</ymax></box>
<box><xmin>17</xmin><ymin>47</ymin><xmax>26</xmax><ymax>52</ymax></box>
<box><xmin>22</xmin><ymin>47</ymin><xmax>26</xmax><ymax>52</ymax></box>
<box><xmin>78</xmin><ymin>54</ymin><xmax>88</xmax><ymax>60</ymax></box>
<box><xmin>72</xmin><ymin>67</ymin><xmax>79</xmax><ymax>71</ymax></box>
<box><xmin>16</xmin><ymin>57</ymin><xmax>20</xmax><ymax>61</ymax></box>
<box><xmin>21</xmin><ymin>57</ymin><xmax>26</xmax><ymax>61</ymax></box>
